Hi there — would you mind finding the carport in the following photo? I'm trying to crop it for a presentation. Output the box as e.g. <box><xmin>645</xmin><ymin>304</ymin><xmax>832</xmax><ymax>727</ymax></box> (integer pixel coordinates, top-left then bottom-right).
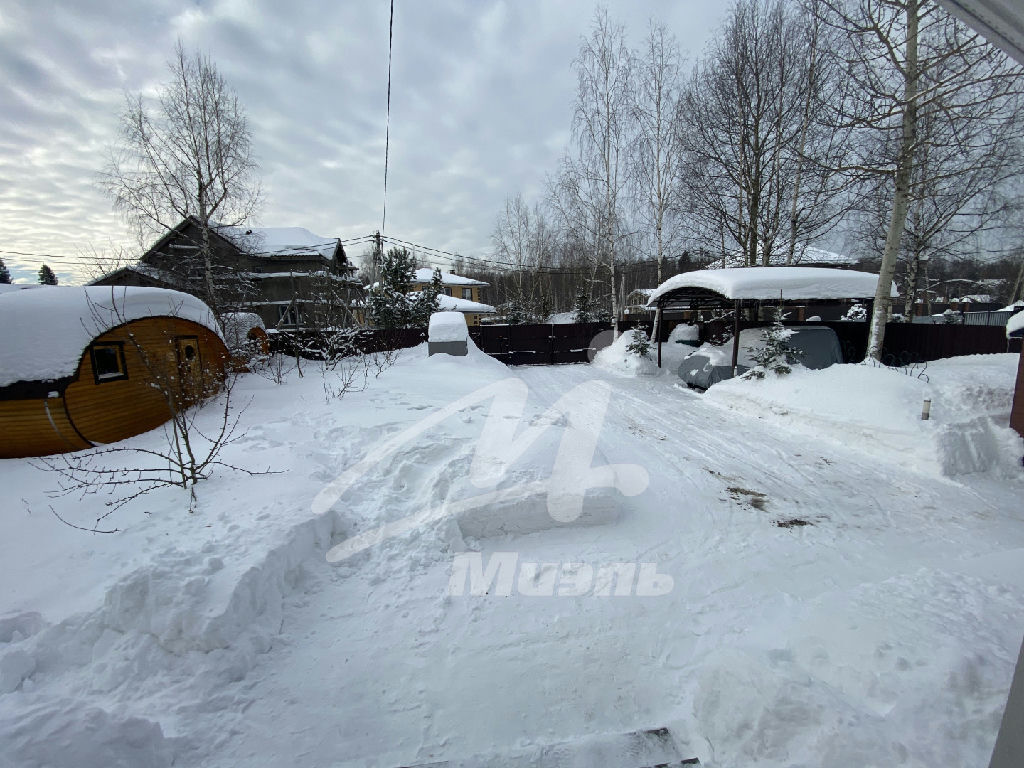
<box><xmin>644</xmin><ymin>267</ymin><xmax>892</xmax><ymax>373</ymax></box>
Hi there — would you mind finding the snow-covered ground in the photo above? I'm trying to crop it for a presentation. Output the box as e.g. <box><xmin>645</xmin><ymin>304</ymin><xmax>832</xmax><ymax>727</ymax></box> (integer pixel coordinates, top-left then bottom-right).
<box><xmin>1</xmin><ymin>343</ymin><xmax>1023</xmax><ymax>767</ymax></box>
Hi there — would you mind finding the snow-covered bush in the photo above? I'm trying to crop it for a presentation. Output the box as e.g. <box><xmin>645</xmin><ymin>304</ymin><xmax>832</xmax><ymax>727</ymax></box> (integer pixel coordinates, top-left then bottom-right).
<box><xmin>842</xmin><ymin>302</ymin><xmax>867</xmax><ymax>321</ymax></box>
<box><xmin>625</xmin><ymin>328</ymin><xmax>651</xmax><ymax>358</ymax></box>
<box><xmin>941</xmin><ymin>308</ymin><xmax>963</xmax><ymax>324</ymax></box>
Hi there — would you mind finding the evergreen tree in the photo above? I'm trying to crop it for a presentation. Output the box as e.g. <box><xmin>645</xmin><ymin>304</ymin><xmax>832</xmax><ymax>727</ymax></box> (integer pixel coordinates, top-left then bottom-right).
<box><xmin>38</xmin><ymin>264</ymin><xmax>58</xmax><ymax>285</ymax></box>
<box><xmin>368</xmin><ymin>247</ymin><xmax>436</xmax><ymax>329</ymax></box>
<box><xmin>747</xmin><ymin>306</ymin><xmax>799</xmax><ymax>378</ymax></box>
<box><xmin>410</xmin><ymin>267</ymin><xmax>442</xmax><ymax>327</ymax></box>
<box><xmin>625</xmin><ymin>328</ymin><xmax>652</xmax><ymax>358</ymax></box>
<box><xmin>573</xmin><ymin>290</ymin><xmax>595</xmax><ymax>323</ymax></box>
<box><xmin>0</xmin><ymin>258</ymin><xmax>11</xmax><ymax>284</ymax></box>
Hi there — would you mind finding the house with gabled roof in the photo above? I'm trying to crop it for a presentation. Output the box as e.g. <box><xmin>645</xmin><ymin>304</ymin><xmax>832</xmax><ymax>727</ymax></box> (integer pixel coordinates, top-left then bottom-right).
<box><xmin>410</xmin><ymin>268</ymin><xmax>495</xmax><ymax>326</ymax></box>
<box><xmin>91</xmin><ymin>216</ymin><xmax>364</xmax><ymax>330</ymax></box>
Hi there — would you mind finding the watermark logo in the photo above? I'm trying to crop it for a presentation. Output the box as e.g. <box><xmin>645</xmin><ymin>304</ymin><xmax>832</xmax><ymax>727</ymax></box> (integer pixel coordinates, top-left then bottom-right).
<box><xmin>448</xmin><ymin>553</ymin><xmax>674</xmax><ymax>597</ymax></box>
<box><xmin>318</xmin><ymin>377</ymin><xmax>649</xmax><ymax>565</ymax></box>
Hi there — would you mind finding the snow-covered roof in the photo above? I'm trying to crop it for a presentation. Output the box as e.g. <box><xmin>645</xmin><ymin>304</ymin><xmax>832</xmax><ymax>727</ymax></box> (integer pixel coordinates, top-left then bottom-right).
<box><xmin>999</xmin><ymin>300</ymin><xmax>1024</xmax><ymax>313</ymax></box>
<box><xmin>242</xmin><ymin>270</ymin><xmax>360</xmax><ymax>284</ymax></box>
<box><xmin>437</xmin><ymin>294</ymin><xmax>495</xmax><ymax>314</ymax></box>
<box><xmin>1007</xmin><ymin>309</ymin><xmax>1024</xmax><ymax>338</ymax></box>
<box><xmin>413</xmin><ymin>268</ymin><xmax>488</xmax><ymax>287</ymax></box>
<box><xmin>0</xmin><ymin>286</ymin><xmax>220</xmax><ymax>388</ymax></box>
<box><xmin>646</xmin><ymin>267</ymin><xmax>894</xmax><ymax>307</ymax></box>
<box><xmin>216</xmin><ymin>225</ymin><xmax>339</xmax><ymax>260</ymax></box>
<box><xmin>428</xmin><ymin>311</ymin><xmax>468</xmax><ymax>343</ymax></box>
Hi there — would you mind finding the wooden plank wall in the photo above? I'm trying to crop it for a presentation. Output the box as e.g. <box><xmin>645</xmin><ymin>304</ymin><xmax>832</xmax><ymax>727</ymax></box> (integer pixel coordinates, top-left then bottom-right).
<box><xmin>0</xmin><ymin>398</ymin><xmax>90</xmax><ymax>458</ymax></box>
<box><xmin>64</xmin><ymin>317</ymin><xmax>227</xmax><ymax>446</ymax></box>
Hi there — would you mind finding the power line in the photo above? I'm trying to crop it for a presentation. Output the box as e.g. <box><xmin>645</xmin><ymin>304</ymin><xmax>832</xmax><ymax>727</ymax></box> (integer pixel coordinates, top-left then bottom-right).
<box><xmin>381</xmin><ymin>0</ymin><xmax>395</xmax><ymax>237</ymax></box>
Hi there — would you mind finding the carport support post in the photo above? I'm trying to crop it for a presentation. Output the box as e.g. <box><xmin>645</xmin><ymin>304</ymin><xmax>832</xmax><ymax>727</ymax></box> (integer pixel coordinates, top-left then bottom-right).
<box><xmin>655</xmin><ymin>306</ymin><xmax>663</xmax><ymax>368</ymax></box>
<box><xmin>731</xmin><ymin>299</ymin><xmax>741</xmax><ymax>376</ymax></box>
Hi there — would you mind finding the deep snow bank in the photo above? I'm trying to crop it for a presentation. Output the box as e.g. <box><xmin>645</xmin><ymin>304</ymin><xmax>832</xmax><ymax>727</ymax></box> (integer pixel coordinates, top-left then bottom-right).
<box><xmin>593</xmin><ymin>325</ymin><xmax>700</xmax><ymax>377</ymax></box>
<box><xmin>0</xmin><ymin>339</ymin><xmax>517</xmax><ymax>767</ymax></box>
<box><xmin>592</xmin><ymin>330</ymin><xmax>658</xmax><ymax>376</ymax></box>
<box><xmin>706</xmin><ymin>354</ymin><xmax>1023</xmax><ymax>477</ymax></box>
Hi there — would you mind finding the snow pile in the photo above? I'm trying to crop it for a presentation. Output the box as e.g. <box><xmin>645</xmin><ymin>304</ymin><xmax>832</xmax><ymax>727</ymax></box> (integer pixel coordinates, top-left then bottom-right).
<box><xmin>677</xmin><ymin>327</ymin><xmax>796</xmax><ymax>370</ymax></box>
<box><xmin>1007</xmin><ymin>308</ymin><xmax>1024</xmax><ymax>337</ymax></box>
<box><xmin>706</xmin><ymin>354</ymin><xmax>1023</xmax><ymax>476</ymax></box>
<box><xmin>667</xmin><ymin>323</ymin><xmax>699</xmax><ymax>344</ymax></box>
<box><xmin>428</xmin><ymin>311</ymin><xmax>468</xmax><ymax>343</ymax></box>
<box><xmin>646</xmin><ymin>266</ymin><xmax>893</xmax><ymax>306</ymax></box>
<box><xmin>0</xmin><ymin>345</ymin><xmax>1022</xmax><ymax>766</ymax></box>
<box><xmin>0</xmin><ymin>286</ymin><xmax>221</xmax><ymax>387</ymax></box>
<box><xmin>547</xmin><ymin>311</ymin><xmax>576</xmax><ymax>324</ymax></box>
<box><xmin>592</xmin><ymin>329</ymin><xmax>658</xmax><ymax>376</ymax></box>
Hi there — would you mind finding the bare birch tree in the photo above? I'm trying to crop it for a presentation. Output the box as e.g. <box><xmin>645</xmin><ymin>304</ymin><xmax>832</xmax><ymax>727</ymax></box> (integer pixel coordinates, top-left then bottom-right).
<box><xmin>817</xmin><ymin>0</ymin><xmax>1024</xmax><ymax>358</ymax></box>
<box><xmin>677</xmin><ymin>0</ymin><xmax>851</xmax><ymax>267</ymax></box>
<box><xmin>101</xmin><ymin>41</ymin><xmax>261</xmax><ymax>315</ymax></box>
<box><xmin>555</xmin><ymin>7</ymin><xmax>634</xmax><ymax>333</ymax></box>
<box><xmin>630</xmin><ymin>21</ymin><xmax>684</xmax><ymax>286</ymax></box>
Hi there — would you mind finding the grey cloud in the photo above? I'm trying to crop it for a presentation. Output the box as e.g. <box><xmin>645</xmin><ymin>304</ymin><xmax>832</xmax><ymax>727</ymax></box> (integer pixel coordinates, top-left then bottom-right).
<box><xmin>0</xmin><ymin>0</ymin><xmax>727</xmax><ymax>283</ymax></box>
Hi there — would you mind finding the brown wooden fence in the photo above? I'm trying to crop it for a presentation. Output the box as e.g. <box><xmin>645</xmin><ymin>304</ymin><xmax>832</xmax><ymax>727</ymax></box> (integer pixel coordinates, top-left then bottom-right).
<box><xmin>270</xmin><ymin>319</ymin><xmax>1009</xmax><ymax>367</ymax></box>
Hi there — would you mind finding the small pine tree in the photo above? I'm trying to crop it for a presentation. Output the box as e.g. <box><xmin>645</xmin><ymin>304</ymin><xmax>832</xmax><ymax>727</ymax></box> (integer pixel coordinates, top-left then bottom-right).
<box><xmin>625</xmin><ymin>328</ymin><xmax>651</xmax><ymax>359</ymax></box>
<box><xmin>747</xmin><ymin>306</ymin><xmax>798</xmax><ymax>378</ymax></box>
<box><xmin>369</xmin><ymin>247</ymin><xmax>417</xmax><ymax>329</ymax></box>
<box><xmin>410</xmin><ymin>267</ymin><xmax>442</xmax><ymax>327</ymax></box>
<box><xmin>38</xmin><ymin>264</ymin><xmax>58</xmax><ymax>285</ymax></box>
<box><xmin>573</xmin><ymin>290</ymin><xmax>595</xmax><ymax>323</ymax></box>
<box><xmin>0</xmin><ymin>258</ymin><xmax>11</xmax><ymax>284</ymax></box>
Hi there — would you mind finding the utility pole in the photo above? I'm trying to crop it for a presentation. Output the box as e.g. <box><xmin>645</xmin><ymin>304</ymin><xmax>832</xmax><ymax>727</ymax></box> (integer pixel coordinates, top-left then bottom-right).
<box><xmin>372</xmin><ymin>230</ymin><xmax>383</xmax><ymax>285</ymax></box>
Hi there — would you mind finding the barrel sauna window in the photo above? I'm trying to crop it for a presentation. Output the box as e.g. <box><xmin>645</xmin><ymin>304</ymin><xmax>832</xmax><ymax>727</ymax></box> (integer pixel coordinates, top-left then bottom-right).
<box><xmin>89</xmin><ymin>342</ymin><xmax>128</xmax><ymax>384</ymax></box>
<box><xmin>174</xmin><ymin>335</ymin><xmax>203</xmax><ymax>402</ymax></box>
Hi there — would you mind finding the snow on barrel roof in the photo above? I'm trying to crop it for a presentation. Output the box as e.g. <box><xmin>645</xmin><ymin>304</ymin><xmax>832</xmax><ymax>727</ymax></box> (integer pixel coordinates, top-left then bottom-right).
<box><xmin>216</xmin><ymin>225</ymin><xmax>339</xmax><ymax>260</ymax></box>
<box><xmin>646</xmin><ymin>266</ymin><xmax>894</xmax><ymax>306</ymax></box>
<box><xmin>0</xmin><ymin>285</ymin><xmax>220</xmax><ymax>388</ymax></box>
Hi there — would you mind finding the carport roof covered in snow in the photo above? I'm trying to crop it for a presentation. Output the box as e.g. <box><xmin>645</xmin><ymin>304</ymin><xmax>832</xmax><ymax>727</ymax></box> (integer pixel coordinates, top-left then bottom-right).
<box><xmin>645</xmin><ymin>266</ymin><xmax>891</xmax><ymax>310</ymax></box>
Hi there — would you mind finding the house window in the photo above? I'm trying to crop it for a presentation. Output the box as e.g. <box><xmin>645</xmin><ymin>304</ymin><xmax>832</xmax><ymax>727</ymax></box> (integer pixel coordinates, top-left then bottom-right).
<box><xmin>462</xmin><ymin>288</ymin><xmax>473</xmax><ymax>300</ymax></box>
<box><xmin>444</xmin><ymin>287</ymin><xmax>453</xmax><ymax>296</ymax></box>
<box><xmin>277</xmin><ymin>304</ymin><xmax>303</xmax><ymax>327</ymax></box>
<box><xmin>90</xmin><ymin>342</ymin><xmax>128</xmax><ymax>383</ymax></box>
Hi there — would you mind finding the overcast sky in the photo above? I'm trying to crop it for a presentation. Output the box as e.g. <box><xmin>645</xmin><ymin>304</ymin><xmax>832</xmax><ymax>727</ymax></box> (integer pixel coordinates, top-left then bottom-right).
<box><xmin>0</xmin><ymin>1</ymin><xmax>729</xmax><ymax>284</ymax></box>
